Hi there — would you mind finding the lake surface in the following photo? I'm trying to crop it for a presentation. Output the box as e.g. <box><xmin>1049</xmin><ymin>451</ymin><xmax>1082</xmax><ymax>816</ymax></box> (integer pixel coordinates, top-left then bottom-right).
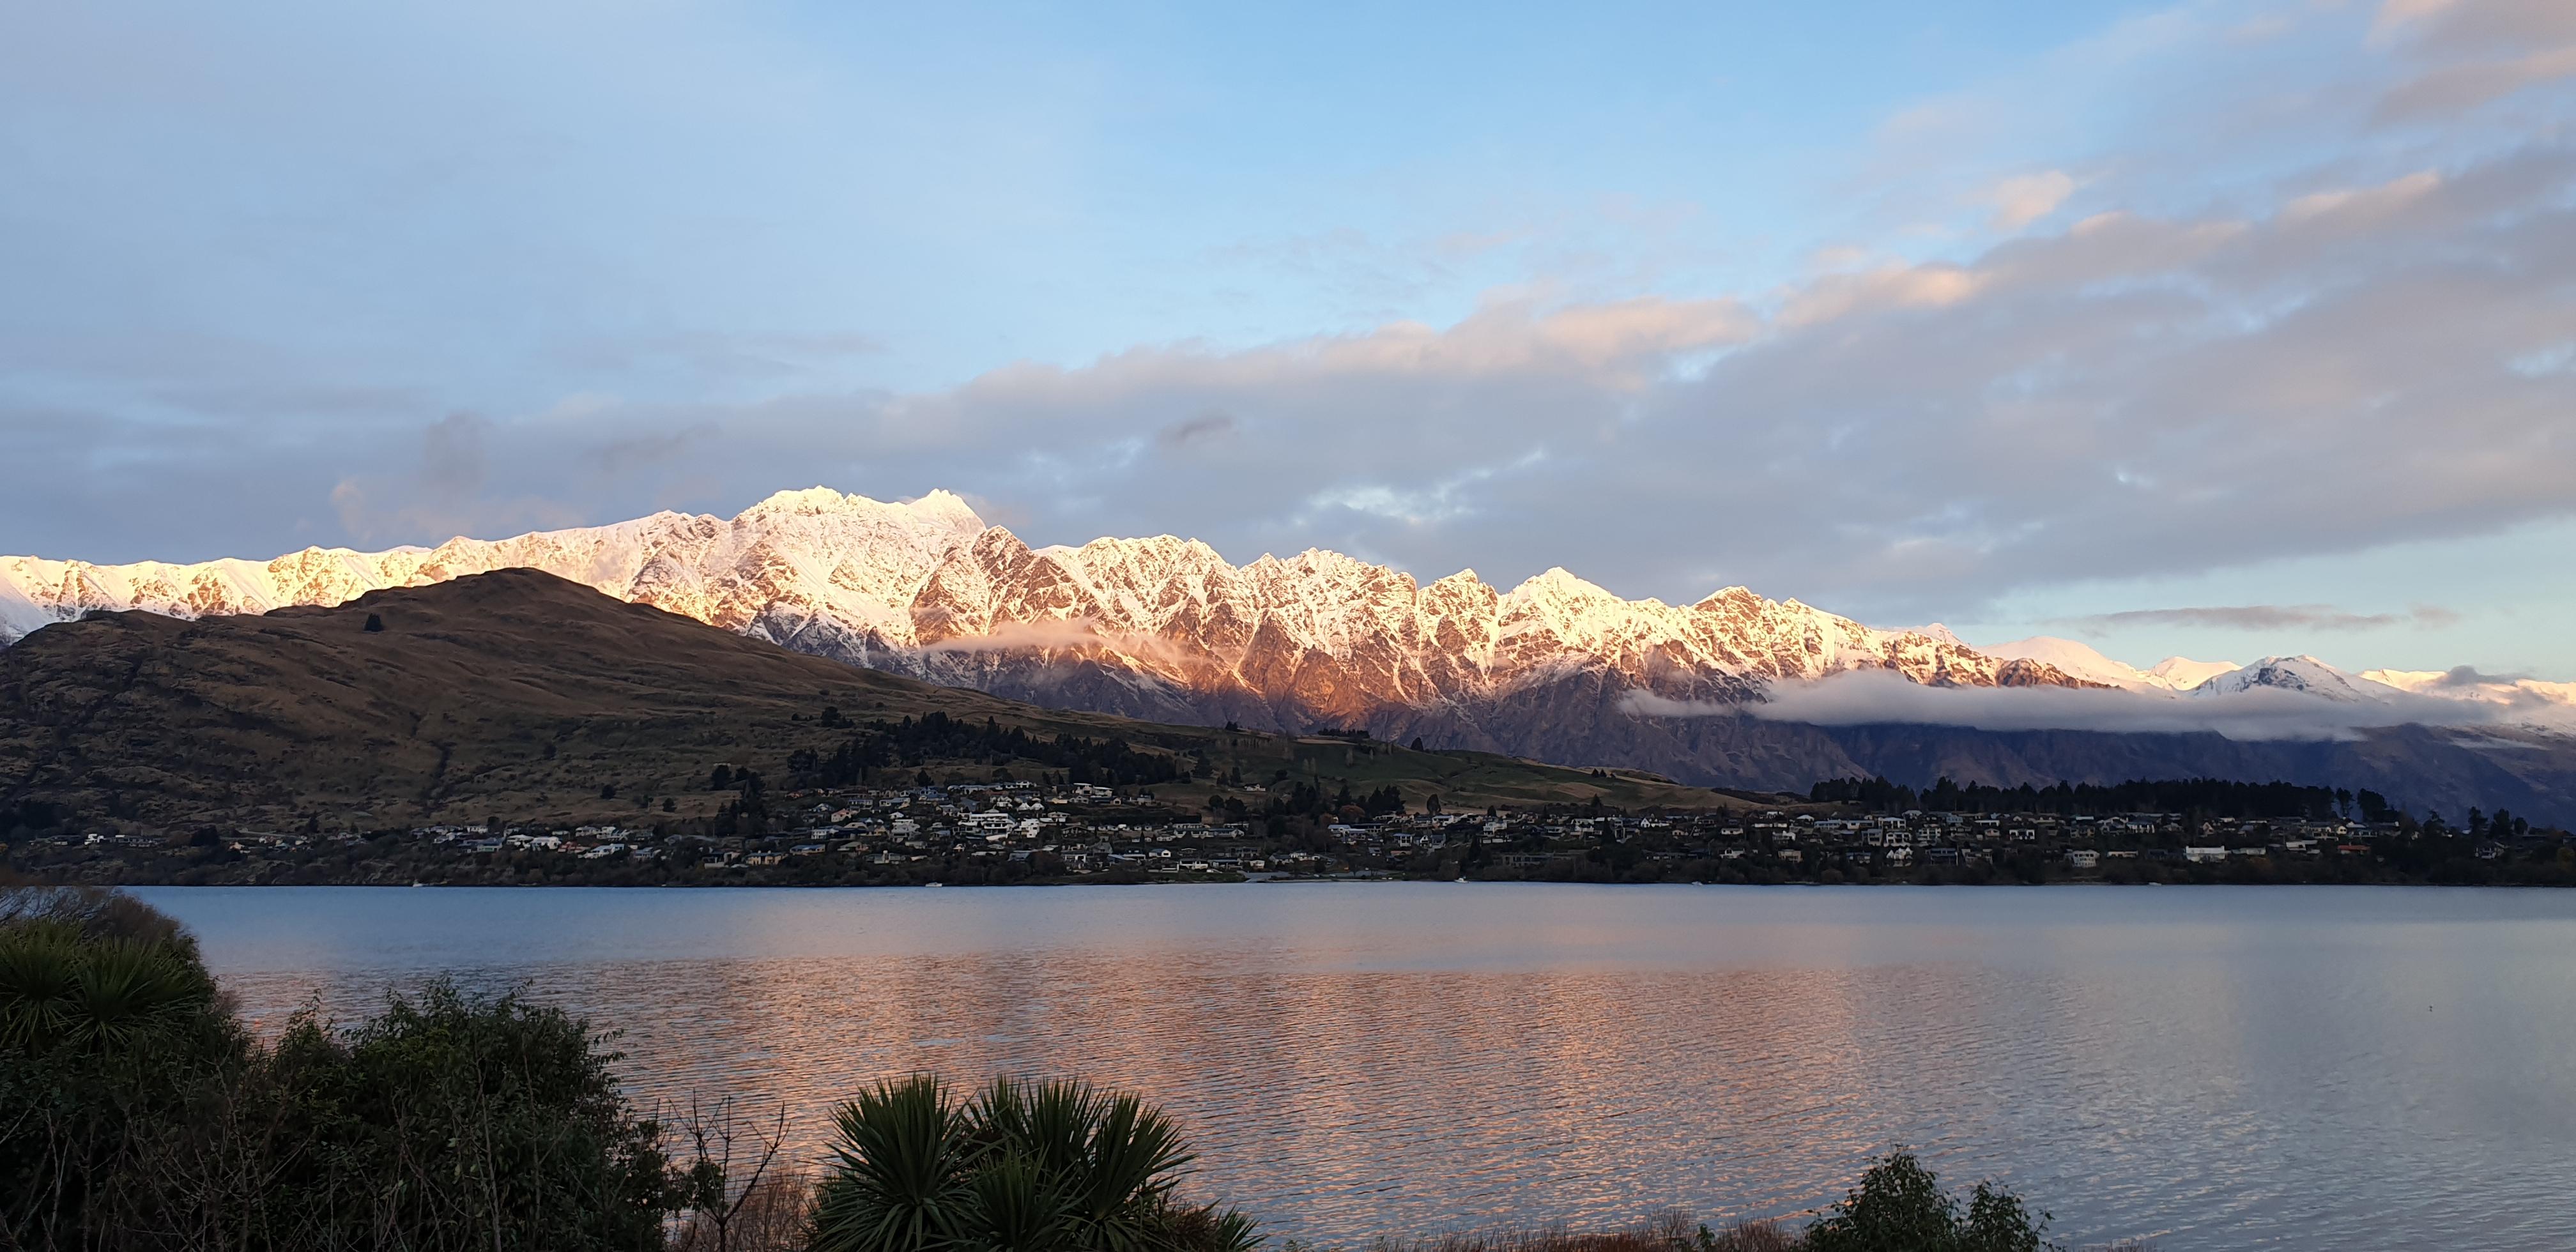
<box><xmin>132</xmin><ymin>883</ymin><xmax>2576</xmax><ymax>1249</ymax></box>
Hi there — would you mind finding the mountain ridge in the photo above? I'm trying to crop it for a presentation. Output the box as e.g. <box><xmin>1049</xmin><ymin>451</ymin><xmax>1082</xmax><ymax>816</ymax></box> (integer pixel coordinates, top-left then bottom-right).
<box><xmin>8</xmin><ymin>487</ymin><xmax>2574</xmax><ymax>823</ymax></box>
<box><xmin>0</xmin><ymin>568</ymin><xmax>1753</xmax><ymax>830</ymax></box>
<box><xmin>0</xmin><ymin>487</ymin><xmax>2101</xmax><ymax>718</ymax></box>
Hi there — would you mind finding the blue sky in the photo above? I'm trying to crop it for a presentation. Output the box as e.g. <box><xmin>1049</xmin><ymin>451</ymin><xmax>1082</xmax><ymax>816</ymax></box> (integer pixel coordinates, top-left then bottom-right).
<box><xmin>5</xmin><ymin>0</ymin><xmax>2575</xmax><ymax>676</ymax></box>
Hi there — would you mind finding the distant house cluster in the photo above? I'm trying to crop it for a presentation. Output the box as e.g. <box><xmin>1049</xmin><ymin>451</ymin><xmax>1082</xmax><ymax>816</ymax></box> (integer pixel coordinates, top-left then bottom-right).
<box><xmin>12</xmin><ymin>772</ymin><xmax>2559</xmax><ymax>888</ymax></box>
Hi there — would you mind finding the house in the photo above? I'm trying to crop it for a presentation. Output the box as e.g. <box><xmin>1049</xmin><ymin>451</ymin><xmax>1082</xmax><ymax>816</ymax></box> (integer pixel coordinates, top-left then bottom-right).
<box><xmin>2064</xmin><ymin>849</ymin><xmax>2099</xmax><ymax>869</ymax></box>
<box><xmin>2182</xmin><ymin>846</ymin><xmax>2228</xmax><ymax>863</ymax></box>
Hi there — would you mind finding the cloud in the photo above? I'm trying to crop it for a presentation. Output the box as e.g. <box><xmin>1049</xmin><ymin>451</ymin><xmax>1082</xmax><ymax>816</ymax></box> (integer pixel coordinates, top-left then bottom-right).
<box><xmin>1155</xmin><ymin>414</ymin><xmax>1238</xmax><ymax>449</ymax></box>
<box><xmin>5</xmin><ymin>0</ymin><xmax>2575</xmax><ymax>678</ymax></box>
<box><xmin>328</xmin><ymin>414</ymin><xmax>585</xmax><ymax>546</ymax></box>
<box><xmin>2372</xmin><ymin>0</ymin><xmax>2576</xmax><ymax>120</ymax></box>
<box><xmin>1986</xmin><ymin>171</ymin><xmax>2078</xmax><ymax>230</ymax></box>
<box><xmin>2062</xmin><ymin>604</ymin><xmax>2463</xmax><ymax>634</ymax></box>
<box><xmin>914</xmin><ymin>618</ymin><xmax>1119</xmax><ymax>654</ymax></box>
<box><xmin>2428</xmin><ymin>664</ymin><xmax>2531</xmax><ymax>686</ymax></box>
<box><xmin>1619</xmin><ymin>669</ymin><xmax>2524</xmax><ymax>742</ymax></box>
<box><xmin>418</xmin><ymin>412</ymin><xmax>491</xmax><ymax>496</ymax></box>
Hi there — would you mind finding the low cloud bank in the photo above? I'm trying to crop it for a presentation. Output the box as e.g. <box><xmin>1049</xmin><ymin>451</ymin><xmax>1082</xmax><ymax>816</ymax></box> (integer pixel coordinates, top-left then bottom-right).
<box><xmin>1618</xmin><ymin>670</ymin><xmax>2553</xmax><ymax>742</ymax></box>
<box><xmin>916</xmin><ymin>618</ymin><xmax>1119</xmax><ymax>654</ymax></box>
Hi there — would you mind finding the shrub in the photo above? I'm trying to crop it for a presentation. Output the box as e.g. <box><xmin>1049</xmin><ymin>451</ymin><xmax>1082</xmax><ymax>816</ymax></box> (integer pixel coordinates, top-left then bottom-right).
<box><xmin>809</xmin><ymin>1074</ymin><xmax>1259</xmax><ymax>1252</ymax></box>
<box><xmin>3</xmin><ymin>885</ymin><xmax>675</xmax><ymax>1251</ymax></box>
<box><xmin>1801</xmin><ymin>1151</ymin><xmax>2056</xmax><ymax>1252</ymax></box>
<box><xmin>0</xmin><ymin>890</ymin><xmax>243</xmax><ymax>1249</ymax></box>
<box><xmin>259</xmin><ymin>980</ymin><xmax>675</xmax><ymax>1251</ymax></box>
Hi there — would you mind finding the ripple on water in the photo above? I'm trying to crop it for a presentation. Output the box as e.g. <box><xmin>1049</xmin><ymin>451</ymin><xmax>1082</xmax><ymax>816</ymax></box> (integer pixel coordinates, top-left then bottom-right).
<box><xmin>147</xmin><ymin>883</ymin><xmax>2576</xmax><ymax>1250</ymax></box>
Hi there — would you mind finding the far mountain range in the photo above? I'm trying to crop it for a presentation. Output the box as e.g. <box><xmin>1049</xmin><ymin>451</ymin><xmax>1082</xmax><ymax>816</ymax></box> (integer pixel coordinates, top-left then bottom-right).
<box><xmin>7</xmin><ymin>488</ymin><xmax>2572</xmax><ymax>822</ymax></box>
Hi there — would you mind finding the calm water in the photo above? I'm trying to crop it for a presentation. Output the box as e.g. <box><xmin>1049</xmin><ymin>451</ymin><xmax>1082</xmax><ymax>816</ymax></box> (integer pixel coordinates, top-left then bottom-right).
<box><xmin>131</xmin><ymin>883</ymin><xmax>2576</xmax><ymax>1249</ymax></box>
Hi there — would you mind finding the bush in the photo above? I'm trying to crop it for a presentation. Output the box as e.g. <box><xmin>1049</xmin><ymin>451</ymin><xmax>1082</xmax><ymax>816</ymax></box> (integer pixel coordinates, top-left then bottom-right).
<box><xmin>809</xmin><ymin>1074</ymin><xmax>1259</xmax><ymax>1252</ymax></box>
<box><xmin>258</xmin><ymin>980</ymin><xmax>675</xmax><ymax>1251</ymax></box>
<box><xmin>1</xmin><ymin>885</ymin><xmax>673</xmax><ymax>1252</ymax></box>
<box><xmin>1800</xmin><ymin>1152</ymin><xmax>2055</xmax><ymax>1252</ymax></box>
<box><xmin>0</xmin><ymin>890</ymin><xmax>244</xmax><ymax>1249</ymax></box>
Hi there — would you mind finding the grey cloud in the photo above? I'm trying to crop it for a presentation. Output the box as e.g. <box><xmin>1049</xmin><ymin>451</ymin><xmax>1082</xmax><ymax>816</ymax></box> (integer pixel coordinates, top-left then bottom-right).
<box><xmin>1156</xmin><ymin>414</ymin><xmax>1238</xmax><ymax>450</ymax></box>
<box><xmin>328</xmin><ymin>413</ymin><xmax>584</xmax><ymax>546</ymax></box>
<box><xmin>590</xmin><ymin>424</ymin><xmax>717</xmax><ymax>477</ymax></box>
<box><xmin>2372</xmin><ymin>0</ymin><xmax>2576</xmax><ymax>121</ymax></box>
<box><xmin>418</xmin><ymin>412</ymin><xmax>490</xmax><ymax>496</ymax></box>
<box><xmin>2063</xmin><ymin>604</ymin><xmax>2463</xmax><ymax>634</ymax></box>
<box><xmin>2426</xmin><ymin>664</ymin><xmax>2533</xmax><ymax>687</ymax></box>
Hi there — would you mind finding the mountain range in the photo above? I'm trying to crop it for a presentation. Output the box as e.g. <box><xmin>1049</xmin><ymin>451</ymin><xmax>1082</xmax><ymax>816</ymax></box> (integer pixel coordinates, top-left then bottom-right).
<box><xmin>7</xmin><ymin>487</ymin><xmax>2574</xmax><ymax>822</ymax></box>
<box><xmin>0</xmin><ymin>569</ymin><xmax>1738</xmax><ymax>830</ymax></box>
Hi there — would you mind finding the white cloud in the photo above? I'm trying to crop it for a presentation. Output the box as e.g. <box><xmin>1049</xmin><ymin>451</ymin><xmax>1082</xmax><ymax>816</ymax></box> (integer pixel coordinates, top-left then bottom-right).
<box><xmin>1986</xmin><ymin>170</ymin><xmax>2078</xmax><ymax>230</ymax></box>
<box><xmin>1620</xmin><ymin>669</ymin><xmax>2545</xmax><ymax>742</ymax></box>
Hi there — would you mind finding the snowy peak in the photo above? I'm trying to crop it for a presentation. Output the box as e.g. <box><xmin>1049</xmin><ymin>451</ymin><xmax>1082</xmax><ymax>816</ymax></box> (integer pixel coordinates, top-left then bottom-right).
<box><xmin>1984</xmin><ymin>636</ymin><xmax>2161</xmax><ymax>689</ymax></box>
<box><xmin>2147</xmin><ymin>655</ymin><xmax>2242</xmax><ymax>690</ymax></box>
<box><xmin>2189</xmin><ymin>655</ymin><xmax>2384</xmax><ymax>702</ymax></box>
<box><xmin>737</xmin><ymin>485</ymin><xmax>984</xmax><ymax>534</ymax></box>
<box><xmin>1982</xmin><ymin>636</ymin><xmax>2244</xmax><ymax>693</ymax></box>
<box><xmin>0</xmin><ymin>488</ymin><xmax>2115</xmax><ymax>722</ymax></box>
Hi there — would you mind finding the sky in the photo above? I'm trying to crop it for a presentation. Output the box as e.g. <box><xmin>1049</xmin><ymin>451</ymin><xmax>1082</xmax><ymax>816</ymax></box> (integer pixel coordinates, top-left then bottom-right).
<box><xmin>4</xmin><ymin>0</ymin><xmax>2574</xmax><ymax>678</ymax></box>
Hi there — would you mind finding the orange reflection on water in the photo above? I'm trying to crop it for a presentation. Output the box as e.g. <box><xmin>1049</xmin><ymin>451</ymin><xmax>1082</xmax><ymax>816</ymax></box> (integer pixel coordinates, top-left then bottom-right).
<box><xmin>181</xmin><ymin>883</ymin><xmax>2576</xmax><ymax>1249</ymax></box>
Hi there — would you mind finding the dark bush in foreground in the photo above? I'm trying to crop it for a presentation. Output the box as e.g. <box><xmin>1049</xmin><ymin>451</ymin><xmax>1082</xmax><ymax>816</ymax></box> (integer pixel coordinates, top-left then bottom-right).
<box><xmin>1798</xmin><ymin>1151</ymin><xmax>2054</xmax><ymax>1252</ymax></box>
<box><xmin>2</xmin><ymin>885</ymin><xmax>670</xmax><ymax>1251</ymax></box>
<box><xmin>1350</xmin><ymin>1154</ymin><xmax>2057</xmax><ymax>1252</ymax></box>
<box><xmin>257</xmin><ymin>981</ymin><xmax>674</xmax><ymax>1250</ymax></box>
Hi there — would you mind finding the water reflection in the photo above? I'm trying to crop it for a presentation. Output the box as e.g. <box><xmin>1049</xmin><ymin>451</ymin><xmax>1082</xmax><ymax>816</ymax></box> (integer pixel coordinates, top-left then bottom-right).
<box><xmin>145</xmin><ymin>884</ymin><xmax>2576</xmax><ymax>1250</ymax></box>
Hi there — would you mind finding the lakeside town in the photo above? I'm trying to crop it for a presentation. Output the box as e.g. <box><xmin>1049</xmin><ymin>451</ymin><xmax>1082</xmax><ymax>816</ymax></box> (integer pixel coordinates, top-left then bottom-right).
<box><xmin>12</xmin><ymin>768</ymin><xmax>2570</xmax><ymax>889</ymax></box>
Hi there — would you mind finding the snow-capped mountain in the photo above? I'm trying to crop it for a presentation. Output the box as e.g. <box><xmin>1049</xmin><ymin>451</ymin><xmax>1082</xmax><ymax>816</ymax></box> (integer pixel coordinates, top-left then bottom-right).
<box><xmin>0</xmin><ymin>487</ymin><xmax>986</xmax><ymax>648</ymax></box>
<box><xmin>2189</xmin><ymin>655</ymin><xmax>2388</xmax><ymax>703</ymax></box>
<box><xmin>0</xmin><ymin>487</ymin><xmax>2090</xmax><ymax>726</ymax></box>
<box><xmin>1984</xmin><ymin>637</ymin><xmax>2239</xmax><ymax>692</ymax></box>
<box><xmin>10</xmin><ymin>487</ymin><xmax>2576</xmax><ymax>822</ymax></box>
<box><xmin>1977</xmin><ymin>639</ymin><xmax>2576</xmax><ymax>741</ymax></box>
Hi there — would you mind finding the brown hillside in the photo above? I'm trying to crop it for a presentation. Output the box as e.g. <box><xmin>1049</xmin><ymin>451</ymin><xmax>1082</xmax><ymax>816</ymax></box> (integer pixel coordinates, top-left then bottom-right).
<box><xmin>0</xmin><ymin>569</ymin><xmax>1757</xmax><ymax>833</ymax></box>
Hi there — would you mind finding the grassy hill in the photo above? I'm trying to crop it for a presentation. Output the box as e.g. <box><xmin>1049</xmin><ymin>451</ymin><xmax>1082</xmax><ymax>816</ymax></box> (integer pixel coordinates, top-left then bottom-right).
<box><xmin>0</xmin><ymin>569</ymin><xmax>1768</xmax><ymax>834</ymax></box>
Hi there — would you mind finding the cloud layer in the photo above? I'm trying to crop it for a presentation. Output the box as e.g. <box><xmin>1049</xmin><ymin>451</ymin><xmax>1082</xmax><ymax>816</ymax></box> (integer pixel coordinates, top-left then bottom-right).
<box><xmin>1622</xmin><ymin>669</ymin><xmax>2559</xmax><ymax>743</ymax></box>
<box><xmin>4</xmin><ymin>0</ymin><xmax>2573</xmax><ymax>673</ymax></box>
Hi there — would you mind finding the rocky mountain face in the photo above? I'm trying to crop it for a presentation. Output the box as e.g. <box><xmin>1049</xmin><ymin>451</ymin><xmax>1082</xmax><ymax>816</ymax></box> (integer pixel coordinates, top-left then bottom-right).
<box><xmin>10</xmin><ymin>487</ymin><xmax>2574</xmax><ymax>821</ymax></box>
<box><xmin>0</xmin><ymin>488</ymin><xmax>2089</xmax><ymax>725</ymax></box>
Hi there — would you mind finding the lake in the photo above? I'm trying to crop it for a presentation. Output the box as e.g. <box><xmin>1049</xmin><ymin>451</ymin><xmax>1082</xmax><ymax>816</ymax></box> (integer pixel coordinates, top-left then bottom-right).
<box><xmin>130</xmin><ymin>883</ymin><xmax>2576</xmax><ymax>1249</ymax></box>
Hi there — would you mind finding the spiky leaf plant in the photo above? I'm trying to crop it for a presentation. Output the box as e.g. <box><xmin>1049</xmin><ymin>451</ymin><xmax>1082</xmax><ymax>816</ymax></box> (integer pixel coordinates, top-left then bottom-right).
<box><xmin>811</xmin><ymin>1075</ymin><xmax>1260</xmax><ymax>1252</ymax></box>
<box><xmin>811</xmin><ymin>1076</ymin><xmax>977</xmax><ymax>1252</ymax></box>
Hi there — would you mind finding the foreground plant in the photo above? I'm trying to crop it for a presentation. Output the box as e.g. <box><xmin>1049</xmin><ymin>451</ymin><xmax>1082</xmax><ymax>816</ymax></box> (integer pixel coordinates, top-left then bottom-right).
<box><xmin>810</xmin><ymin>1074</ymin><xmax>1260</xmax><ymax>1252</ymax></box>
<box><xmin>1798</xmin><ymin>1151</ymin><xmax>2055</xmax><ymax>1252</ymax></box>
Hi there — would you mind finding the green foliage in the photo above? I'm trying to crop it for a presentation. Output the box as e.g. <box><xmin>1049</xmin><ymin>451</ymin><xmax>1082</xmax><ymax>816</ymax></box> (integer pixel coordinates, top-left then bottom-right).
<box><xmin>0</xmin><ymin>892</ymin><xmax>243</xmax><ymax>1250</ymax></box>
<box><xmin>3</xmin><ymin>885</ymin><xmax>675</xmax><ymax>1252</ymax></box>
<box><xmin>1802</xmin><ymin>1152</ymin><xmax>2055</xmax><ymax>1252</ymax></box>
<box><xmin>811</xmin><ymin>1074</ymin><xmax>1259</xmax><ymax>1252</ymax></box>
<box><xmin>259</xmin><ymin>979</ymin><xmax>675</xmax><ymax>1251</ymax></box>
